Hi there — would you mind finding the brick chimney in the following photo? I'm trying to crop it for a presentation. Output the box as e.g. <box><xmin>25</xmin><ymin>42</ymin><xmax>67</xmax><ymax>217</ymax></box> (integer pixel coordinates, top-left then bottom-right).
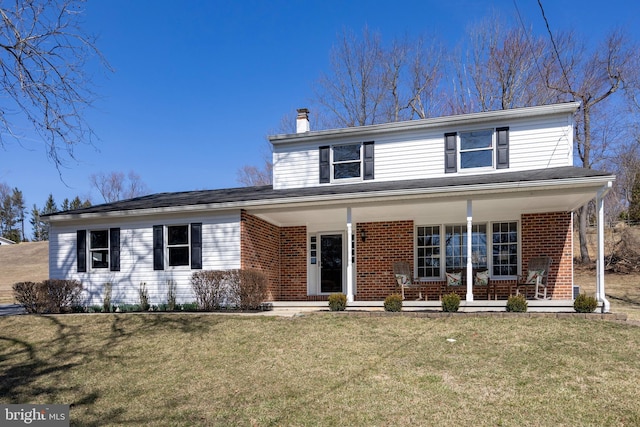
<box><xmin>296</xmin><ymin>108</ymin><xmax>310</xmax><ymax>133</ymax></box>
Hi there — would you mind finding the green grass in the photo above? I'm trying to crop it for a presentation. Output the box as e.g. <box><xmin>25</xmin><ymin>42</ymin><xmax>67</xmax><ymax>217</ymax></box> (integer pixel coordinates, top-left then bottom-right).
<box><xmin>1</xmin><ymin>313</ymin><xmax>639</xmax><ymax>426</ymax></box>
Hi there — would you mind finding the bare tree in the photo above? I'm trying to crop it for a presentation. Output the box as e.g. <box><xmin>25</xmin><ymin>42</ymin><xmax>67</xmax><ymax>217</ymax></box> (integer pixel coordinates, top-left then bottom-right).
<box><xmin>90</xmin><ymin>171</ymin><xmax>150</xmax><ymax>203</ymax></box>
<box><xmin>448</xmin><ymin>17</ymin><xmax>560</xmax><ymax>114</ymax></box>
<box><xmin>236</xmin><ymin>138</ymin><xmax>274</xmax><ymax>187</ymax></box>
<box><xmin>543</xmin><ymin>29</ymin><xmax>639</xmax><ymax>262</ymax></box>
<box><xmin>0</xmin><ymin>0</ymin><xmax>109</xmax><ymax>167</ymax></box>
<box><xmin>407</xmin><ymin>36</ymin><xmax>445</xmax><ymax>119</ymax></box>
<box><xmin>314</xmin><ymin>27</ymin><xmax>391</xmax><ymax>127</ymax></box>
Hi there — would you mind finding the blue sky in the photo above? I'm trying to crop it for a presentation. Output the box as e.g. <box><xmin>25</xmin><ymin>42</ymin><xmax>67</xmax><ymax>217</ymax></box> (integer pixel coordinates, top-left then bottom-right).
<box><xmin>1</xmin><ymin>0</ymin><xmax>638</xmax><ymax>237</ymax></box>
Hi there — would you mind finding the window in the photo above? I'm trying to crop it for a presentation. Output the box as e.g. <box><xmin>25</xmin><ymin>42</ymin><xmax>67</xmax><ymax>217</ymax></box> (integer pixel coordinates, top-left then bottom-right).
<box><xmin>168</xmin><ymin>225</ymin><xmax>190</xmax><ymax>266</ymax></box>
<box><xmin>459</xmin><ymin>130</ymin><xmax>493</xmax><ymax>169</ymax></box>
<box><xmin>445</xmin><ymin>224</ymin><xmax>487</xmax><ymax>270</ymax></box>
<box><xmin>417</xmin><ymin>226</ymin><xmax>440</xmax><ymax>278</ymax></box>
<box><xmin>492</xmin><ymin>222</ymin><xmax>518</xmax><ymax>276</ymax></box>
<box><xmin>319</xmin><ymin>142</ymin><xmax>374</xmax><ymax>183</ymax></box>
<box><xmin>415</xmin><ymin>222</ymin><xmax>517</xmax><ymax>279</ymax></box>
<box><xmin>444</xmin><ymin>127</ymin><xmax>509</xmax><ymax>173</ymax></box>
<box><xmin>153</xmin><ymin>223</ymin><xmax>202</xmax><ymax>270</ymax></box>
<box><xmin>310</xmin><ymin>236</ymin><xmax>317</xmax><ymax>265</ymax></box>
<box><xmin>90</xmin><ymin>230</ymin><xmax>109</xmax><ymax>269</ymax></box>
<box><xmin>77</xmin><ymin>228</ymin><xmax>120</xmax><ymax>272</ymax></box>
<box><xmin>333</xmin><ymin>144</ymin><xmax>361</xmax><ymax>179</ymax></box>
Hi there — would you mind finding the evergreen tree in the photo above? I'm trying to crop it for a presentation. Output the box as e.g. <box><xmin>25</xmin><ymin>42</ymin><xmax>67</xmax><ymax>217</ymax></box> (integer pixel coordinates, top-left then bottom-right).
<box><xmin>0</xmin><ymin>184</ymin><xmax>24</xmax><ymax>242</ymax></box>
<box><xmin>30</xmin><ymin>204</ymin><xmax>45</xmax><ymax>242</ymax></box>
<box><xmin>629</xmin><ymin>172</ymin><xmax>640</xmax><ymax>224</ymax></box>
<box><xmin>12</xmin><ymin>188</ymin><xmax>25</xmax><ymax>242</ymax></box>
<box><xmin>38</xmin><ymin>194</ymin><xmax>59</xmax><ymax>241</ymax></box>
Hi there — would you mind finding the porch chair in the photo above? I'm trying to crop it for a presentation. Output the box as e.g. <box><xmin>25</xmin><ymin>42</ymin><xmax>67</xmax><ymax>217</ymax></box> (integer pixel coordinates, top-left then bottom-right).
<box><xmin>515</xmin><ymin>256</ymin><xmax>553</xmax><ymax>299</ymax></box>
<box><xmin>444</xmin><ymin>269</ymin><xmax>463</xmax><ymax>296</ymax></box>
<box><xmin>445</xmin><ymin>269</ymin><xmax>494</xmax><ymax>300</ymax></box>
<box><xmin>473</xmin><ymin>269</ymin><xmax>494</xmax><ymax>300</ymax></box>
<box><xmin>393</xmin><ymin>262</ymin><xmax>423</xmax><ymax>300</ymax></box>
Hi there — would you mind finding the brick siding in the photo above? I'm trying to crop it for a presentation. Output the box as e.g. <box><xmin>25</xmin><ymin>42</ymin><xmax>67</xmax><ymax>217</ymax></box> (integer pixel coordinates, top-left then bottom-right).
<box><xmin>279</xmin><ymin>226</ymin><xmax>308</xmax><ymax>300</ymax></box>
<box><xmin>355</xmin><ymin>221</ymin><xmax>414</xmax><ymax>301</ymax></box>
<box><xmin>241</xmin><ymin>211</ymin><xmax>573</xmax><ymax>302</ymax></box>
<box><xmin>520</xmin><ymin>211</ymin><xmax>573</xmax><ymax>299</ymax></box>
<box><xmin>240</xmin><ymin>210</ymin><xmax>281</xmax><ymax>300</ymax></box>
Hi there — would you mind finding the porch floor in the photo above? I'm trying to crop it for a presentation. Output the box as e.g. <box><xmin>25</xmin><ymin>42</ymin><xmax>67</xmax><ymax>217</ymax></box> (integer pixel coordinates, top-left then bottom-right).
<box><xmin>269</xmin><ymin>299</ymin><xmax>593</xmax><ymax>313</ymax></box>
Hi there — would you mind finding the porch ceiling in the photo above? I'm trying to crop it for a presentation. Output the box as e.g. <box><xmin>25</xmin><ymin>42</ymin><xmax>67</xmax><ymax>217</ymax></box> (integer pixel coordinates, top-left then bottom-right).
<box><xmin>249</xmin><ymin>184</ymin><xmax>605</xmax><ymax>228</ymax></box>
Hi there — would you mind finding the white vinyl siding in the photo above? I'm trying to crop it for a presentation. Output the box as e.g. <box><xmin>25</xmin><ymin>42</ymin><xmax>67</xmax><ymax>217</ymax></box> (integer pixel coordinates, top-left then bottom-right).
<box><xmin>272</xmin><ymin>113</ymin><xmax>573</xmax><ymax>189</ymax></box>
<box><xmin>508</xmin><ymin>116</ymin><xmax>573</xmax><ymax>169</ymax></box>
<box><xmin>49</xmin><ymin>212</ymin><xmax>241</xmax><ymax>306</ymax></box>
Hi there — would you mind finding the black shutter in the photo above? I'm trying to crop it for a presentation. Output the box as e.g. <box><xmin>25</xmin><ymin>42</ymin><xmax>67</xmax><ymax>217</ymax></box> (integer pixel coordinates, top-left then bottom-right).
<box><xmin>190</xmin><ymin>223</ymin><xmax>202</xmax><ymax>270</ymax></box>
<box><xmin>444</xmin><ymin>132</ymin><xmax>457</xmax><ymax>173</ymax></box>
<box><xmin>77</xmin><ymin>230</ymin><xmax>86</xmax><ymax>273</ymax></box>
<box><xmin>363</xmin><ymin>141</ymin><xmax>374</xmax><ymax>180</ymax></box>
<box><xmin>109</xmin><ymin>228</ymin><xmax>120</xmax><ymax>272</ymax></box>
<box><xmin>153</xmin><ymin>225</ymin><xmax>164</xmax><ymax>271</ymax></box>
<box><xmin>496</xmin><ymin>127</ymin><xmax>509</xmax><ymax>169</ymax></box>
<box><xmin>319</xmin><ymin>146</ymin><xmax>330</xmax><ymax>183</ymax></box>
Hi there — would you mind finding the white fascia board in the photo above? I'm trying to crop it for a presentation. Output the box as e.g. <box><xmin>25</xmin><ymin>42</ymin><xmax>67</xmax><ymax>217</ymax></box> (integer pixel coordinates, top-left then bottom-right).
<box><xmin>269</xmin><ymin>102</ymin><xmax>581</xmax><ymax>145</ymax></box>
<box><xmin>48</xmin><ymin>174</ymin><xmax>613</xmax><ymax>223</ymax></box>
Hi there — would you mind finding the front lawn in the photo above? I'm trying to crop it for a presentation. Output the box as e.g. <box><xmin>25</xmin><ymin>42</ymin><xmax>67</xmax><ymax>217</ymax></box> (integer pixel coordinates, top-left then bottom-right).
<box><xmin>0</xmin><ymin>314</ymin><xmax>638</xmax><ymax>426</ymax></box>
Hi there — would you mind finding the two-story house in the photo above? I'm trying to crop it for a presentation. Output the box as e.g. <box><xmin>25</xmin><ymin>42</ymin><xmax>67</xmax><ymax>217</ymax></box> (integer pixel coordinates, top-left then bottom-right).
<box><xmin>46</xmin><ymin>102</ymin><xmax>614</xmax><ymax>310</ymax></box>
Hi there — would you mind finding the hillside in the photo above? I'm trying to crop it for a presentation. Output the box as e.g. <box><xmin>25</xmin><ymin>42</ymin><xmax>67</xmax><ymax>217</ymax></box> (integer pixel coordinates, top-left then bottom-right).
<box><xmin>0</xmin><ymin>241</ymin><xmax>49</xmax><ymax>303</ymax></box>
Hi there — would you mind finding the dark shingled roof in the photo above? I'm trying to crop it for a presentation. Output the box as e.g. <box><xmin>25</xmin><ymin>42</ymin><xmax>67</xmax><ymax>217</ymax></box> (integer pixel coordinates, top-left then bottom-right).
<box><xmin>46</xmin><ymin>166</ymin><xmax>612</xmax><ymax>217</ymax></box>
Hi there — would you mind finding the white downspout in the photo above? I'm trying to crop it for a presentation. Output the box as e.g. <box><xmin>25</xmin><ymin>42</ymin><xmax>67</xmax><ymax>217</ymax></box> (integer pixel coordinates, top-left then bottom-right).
<box><xmin>466</xmin><ymin>200</ymin><xmax>474</xmax><ymax>302</ymax></box>
<box><xmin>596</xmin><ymin>182</ymin><xmax>612</xmax><ymax>313</ymax></box>
<box><xmin>346</xmin><ymin>207</ymin><xmax>354</xmax><ymax>303</ymax></box>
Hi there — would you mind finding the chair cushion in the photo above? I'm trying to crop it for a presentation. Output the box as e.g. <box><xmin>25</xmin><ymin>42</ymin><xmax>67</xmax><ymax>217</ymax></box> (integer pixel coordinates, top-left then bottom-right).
<box><xmin>446</xmin><ymin>271</ymin><xmax>462</xmax><ymax>286</ymax></box>
<box><xmin>525</xmin><ymin>269</ymin><xmax>545</xmax><ymax>284</ymax></box>
<box><xmin>395</xmin><ymin>274</ymin><xmax>410</xmax><ymax>286</ymax></box>
<box><xmin>474</xmin><ymin>270</ymin><xmax>489</xmax><ymax>286</ymax></box>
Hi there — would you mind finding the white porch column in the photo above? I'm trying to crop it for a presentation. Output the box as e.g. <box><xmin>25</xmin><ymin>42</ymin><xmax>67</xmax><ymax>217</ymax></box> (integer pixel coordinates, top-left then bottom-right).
<box><xmin>596</xmin><ymin>183</ymin><xmax>612</xmax><ymax>312</ymax></box>
<box><xmin>466</xmin><ymin>200</ymin><xmax>474</xmax><ymax>301</ymax></box>
<box><xmin>346</xmin><ymin>207</ymin><xmax>354</xmax><ymax>303</ymax></box>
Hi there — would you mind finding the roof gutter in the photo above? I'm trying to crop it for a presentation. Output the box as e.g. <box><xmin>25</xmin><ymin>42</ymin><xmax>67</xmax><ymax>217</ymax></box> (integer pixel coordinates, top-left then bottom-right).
<box><xmin>269</xmin><ymin>102</ymin><xmax>580</xmax><ymax>145</ymax></box>
<box><xmin>47</xmin><ymin>174</ymin><xmax>614</xmax><ymax>222</ymax></box>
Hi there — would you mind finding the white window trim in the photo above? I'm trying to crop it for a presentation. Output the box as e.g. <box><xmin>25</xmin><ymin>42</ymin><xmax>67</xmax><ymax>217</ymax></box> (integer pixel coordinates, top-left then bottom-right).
<box><xmin>414</xmin><ymin>221</ymin><xmax>520</xmax><ymax>281</ymax></box>
<box><xmin>458</xmin><ymin>129</ymin><xmax>495</xmax><ymax>172</ymax></box>
<box><xmin>331</xmin><ymin>143</ymin><xmax>363</xmax><ymax>183</ymax></box>
<box><xmin>89</xmin><ymin>229</ymin><xmax>109</xmax><ymax>270</ymax></box>
<box><xmin>166</xmin><ymin>224</ymin><xmax>191</xmax><ymax>268</ymax></box>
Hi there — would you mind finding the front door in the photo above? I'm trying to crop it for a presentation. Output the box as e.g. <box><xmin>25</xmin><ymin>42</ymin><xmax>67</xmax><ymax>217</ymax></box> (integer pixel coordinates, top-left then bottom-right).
<box><xmin>320</xmin><ymin>234</ymin><xmax>343</xmax><ymax>293</ymax></box>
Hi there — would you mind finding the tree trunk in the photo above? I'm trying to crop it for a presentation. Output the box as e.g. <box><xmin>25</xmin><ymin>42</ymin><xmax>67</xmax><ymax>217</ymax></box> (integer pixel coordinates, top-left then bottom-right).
<box><xmin>578</xmin><ymin>205</ymin><xmax>591</xmax><ymax>263</ymax></box>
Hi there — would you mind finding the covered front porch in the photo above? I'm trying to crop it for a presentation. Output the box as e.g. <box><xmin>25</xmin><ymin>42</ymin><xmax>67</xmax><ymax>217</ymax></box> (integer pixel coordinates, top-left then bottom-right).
<box><xmin>240</xmin><ymin>170</ymin><xmax>613</xmax><ymax>311</ymax></box>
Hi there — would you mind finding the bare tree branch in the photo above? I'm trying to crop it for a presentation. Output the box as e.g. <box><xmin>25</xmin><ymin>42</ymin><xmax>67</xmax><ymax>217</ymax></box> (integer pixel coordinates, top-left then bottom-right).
<box><xmin>0</xmin><ymin>0</ymin><xmax>110</xmax><ymax>168</ymax></box>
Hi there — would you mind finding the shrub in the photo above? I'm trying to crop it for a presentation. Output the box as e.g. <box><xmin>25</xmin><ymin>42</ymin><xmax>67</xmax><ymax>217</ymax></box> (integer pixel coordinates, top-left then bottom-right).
<box><xmin>167</xmin><ymin>280</ymin><xmax>177</xmax><ymax>311</ymax></box>
<box><xmin>139</xmin><ymin>282</ymin><xmax>150</xmax><ymax>311</ymax></box>
<box><xmin>384</xmin><ymin>294</ymin><xmax>403</xmax><ymax>312</ymax></box>
<box><xmin>181</xmin><ymin>302</ymin><xmax>199</xmax><ymax>312</ymax></box>
<box><xmin>87</xmin><ymin>305</ymin><xmax>103</xmax><ymax>313</ymax></box>
<box><xmin>328</xmin><ymin>293</ymin><xmax>347</xmax><ymax>311</ymax></box>
<box><xmin>41</xmin><ymin>279</ymin><xmax>83</xmax><ymax>313</ymax></box>
<box><xmin>103</xmin><ymin>282</ymin><xmax>113</xmax><ymax>313</ymax></box>
<box><xmin>13</xmin><ymin>280</ymin><xmax>83</xmax><ymax>314</ymax></box>
<box><xmin>231</xmin><ymin>269</ymin><xmax>268</xmax><ymax>310</ymax></box>
<box><xmin>191</xmin><ymin>270</ymin><xmax>228</xmax><ymax>310</ymax></box>
<box><xmin>506</xmin><ymin>294</ymin><xmax>528</xmax><ymax>312</ymax></box>
<box><xmin>574</xmin><ymin>293</ymin><xmax>598</xmax><ymax>313</ymax></box>
<box><xmin>13</xmin><ymin>281</ymin><xmax>42</xmax><ymax>314</ymax></box>
<box><xmin>117</xmin><ymin>304</ymin><xmax>141</xmax><ymax>313</ymax></box>
<box><xmin>441</xmin><ymin>292</ymin><xmax>461</xmax><ymax>312</ymax></box>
